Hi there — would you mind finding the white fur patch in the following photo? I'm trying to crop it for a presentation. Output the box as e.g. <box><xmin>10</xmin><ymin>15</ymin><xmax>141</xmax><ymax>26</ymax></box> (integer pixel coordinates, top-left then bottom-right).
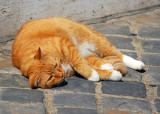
<box><xmin>71</xmin><ymin>36</ymin><xmax>97</xmax><ymax>57</ymax></box>
<box><xmin>100</xmin><ymin>63</ymin><xmax>114</xmax><ymax>71</ymax></box>
<box><xmin>62</xmin><ymin>64</ymin><xmax>72</xmax><ymax>73</ymax></box>
<box><xmin>78</xmin><ymin>42</ymin><xmax>97</xmax><ymax>57</ymax></box>
<box><xmin>109</xmin><ymin>70</ymin><xmax>122</xmax><ymax>81</ymax></box>
<box><xmin>88</xmin><ymin>69</ymin><xmax>100</xmax><ymax>81</ymax></box>
<box><xmin>123</xmin><ymin>55</ymin><xmax>145</xmax><ymax>70</ymax></box>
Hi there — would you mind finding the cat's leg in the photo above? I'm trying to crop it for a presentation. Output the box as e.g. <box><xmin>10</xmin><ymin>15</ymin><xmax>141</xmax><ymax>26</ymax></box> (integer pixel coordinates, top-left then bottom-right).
<box><xmin>103</xmin><ymin>56</ymin><xmax>127</xmax><ymax>75</ymax></box>
<box><xmin>96</xmin><ymin>37</ymin><xmax>145</xmax><ymax>70</ymax></box>
<box><xmin>85</xmin><ymin>55</ymin><xmax>127</xmax><ymax>75</ymax></box>
<box><xmin>103</xmin><ymin>51</ymin><xmax>145</xmax><ymax>71</ymax></box>
<box><xmin>85</xmin><ymin>55</ymin><xmax>114</xmax><ymax>71</ymax></box>
<box><xmin>62</xmin><ymin>39</ymin><xmax>100</xmax><ymax>81</ymax></box>
<box><xmin>85</xmin><ymin>55</ymin><xmax>124</xmax><ymax>81</ymax></box>
<box><xmin>69</xmin><ymin>55</ymin><xmax>100</xmax><ymax>81</ymax></box>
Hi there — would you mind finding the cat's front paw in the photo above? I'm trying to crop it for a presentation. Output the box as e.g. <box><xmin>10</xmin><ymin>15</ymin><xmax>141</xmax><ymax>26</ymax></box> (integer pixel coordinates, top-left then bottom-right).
<box><xmin>109</xmin><ymin>70</ymin><xmax>122</xmax><ymax>81</ymax></box>
<box><xmin>100</xmin><ymin>63</ymin><xmax>114</xmax><ymax>71</ymax></box>
<box><xmin>88</xmin><ymin>69</ymin><xmax>100</xmax><ymax>81</ymax></box>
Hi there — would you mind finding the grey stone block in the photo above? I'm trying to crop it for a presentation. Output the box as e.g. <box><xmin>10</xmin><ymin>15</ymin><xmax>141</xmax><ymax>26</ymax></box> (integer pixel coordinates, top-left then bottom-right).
<box><xmin>154</xmin><ymin>99</ymin><xmax>160</xmax><ymax>113</ymax></box>
<box><xmin>141</xmin><ymin>54</ymin><xmax>160</xmax><ymax>66</ymax></box>
<box><xmin>123</xmin><ymin>68</ymin><xmax>142</xmax><ymax>81</ymax></box>
<box><xmin>121</xmin><ymin>52</ymin><xmax>138</xmax><ymax>59</ymax></box>
<box><xmin>102</xmin><ymin>96</ymin><xmax>152</xmax><ymax>114</ymax></box>
<box><xmin>0</xmin><ymin>102</ymin><xmax>45</xmax><ymax>114</ymax></box>
<box><xmin>52</xmin><ymin>77</ymin><xmax>95</xmax><ymax>93</ymax></box>
<box><xmin>92</xmin><ymin>24</ymin><xmax>133</xmax><ymax>36</ymax></box>
<box><xmin>141</xmin><ymin>40</ymin><xmax>160</xmax><ymax>53</ymax></box>
<box><xmin>138</xmin><ymin>26</ymin><xmax>160</xmax><ymax>39</ymax></box>
<box><xmin>148</xmin><ymin>67</ymin><xmax>160</xmax><ymax>83</ymax></box>
<box><xmin>0</xmin><ymin>57</ymin><xmax>21</xmax><ymax>75</ymax></box>
<box><xmin>101</xmin><ymin>81</ymin><xmax>146</xmax><ymax>98</ymax></box>
<box><xmin>53</xmin><ymin>93</ymin><xmax>96</xmax><ymax>108</ymax></box>
<box><xmin>107</xmin><ymin>36</ymin><xmax>135</xmax><ymax>50</ymax></box>
<box><xmin>0</xmin><ymin>66</ymin><xmax>21</xmax><ymax>74</ymax></box>
<box><xmin>57</xmin><ymin>108</ymin><xmax>97</xmax><ymax>114</ymax></box>
<box><xmin>0</xmin><ymin>49</ymin><xmax>12</xmax><ymax>56</ymax></box>
<box><xmin>0</xmin><ymin>73</ymin><xmax>30</xmax><ymax>88</ymax></box>
<box><xmin>0</xmin><ymin>88</ymin><xmax>44</xmax><ymax>103</ymax></box>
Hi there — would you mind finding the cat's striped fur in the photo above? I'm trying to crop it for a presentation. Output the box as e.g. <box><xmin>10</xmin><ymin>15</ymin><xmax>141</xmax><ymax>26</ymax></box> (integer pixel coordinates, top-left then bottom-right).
<box><xmin>12</xmin><ymin>18</ymin><xmax>145</xmax><ymax>88</ymax></box>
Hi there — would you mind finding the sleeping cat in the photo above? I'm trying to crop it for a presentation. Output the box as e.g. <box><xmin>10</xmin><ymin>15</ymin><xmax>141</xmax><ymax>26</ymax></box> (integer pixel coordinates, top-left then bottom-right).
<box><xmin>12</xmin><ymin>17</ymin><xmax>145</xmax><ymax>89</ymax></box>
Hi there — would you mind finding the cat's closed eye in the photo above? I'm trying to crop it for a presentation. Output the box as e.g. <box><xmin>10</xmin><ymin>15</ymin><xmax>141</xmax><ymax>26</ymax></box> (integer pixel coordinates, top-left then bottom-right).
<box><xmin>54</xmin><ymin>63</ymin><xmax>58</xmax><ymax>68</ymax></box>
<box><xmin>47</xmin><ymin>75</ymin><xmax>53</xmax><ymax>81</ymax></box>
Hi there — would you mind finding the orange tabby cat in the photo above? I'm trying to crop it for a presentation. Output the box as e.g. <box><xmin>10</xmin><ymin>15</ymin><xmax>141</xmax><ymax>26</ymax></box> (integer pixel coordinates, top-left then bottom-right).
<box><xmin>12</xmin><ymin>17</ymin><xmax>145</xmax><ymax>89</ymax></box>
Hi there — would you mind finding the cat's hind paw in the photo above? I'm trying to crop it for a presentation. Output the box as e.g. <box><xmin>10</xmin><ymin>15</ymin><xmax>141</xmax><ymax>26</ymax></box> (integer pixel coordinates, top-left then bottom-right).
<box><xmin>132</xmin><ymin>60</ymin><xmax>145</xmax><ymax>70</ymax></box>
<box><xmin>88</xmin><ymin>69</ymin><xmax>100</xmax><ymax>81</ymax></box>
<box><xmin>123</xmin><ymin>55</ymin><xmax>145</xmax><ymax>70</ymax></box>
<box><xmin>109</xmin><ymin>70</ymin><xmax>122</xmax><ymax>81</ymax></box>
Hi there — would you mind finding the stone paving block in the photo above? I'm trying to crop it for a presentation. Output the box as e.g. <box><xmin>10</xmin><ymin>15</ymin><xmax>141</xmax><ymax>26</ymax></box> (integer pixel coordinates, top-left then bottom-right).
<box><xmin>0</xmin><ymin>73</ymin><xmax>30</xmax><ymax>88</ymax></box>
<box><xmin>148</xmin><ymin>67</ymin><xmax>160</xmax><ymax>83</ymax></box>
<box><xmin>53</xmin><ymin>77</ymin><xmax>95</xmax><ymax>93</ymax></box>
<box><xmin>0</xmin><ymin>66</ymin><xmax>21</xmax><ymax>74</ymax></box>
<box><xmin>154</xmin><ymin>99</ymin><xmax>160</xmax><ymax>113</ymax></box>
<box><xmin>101</xmin><ymin>97</ymin><xmax>152</xmax><ymax>114</ymax></box>
<box><xmin>138</xmin><ymin>26</ymin><xmax>160</xmax><ymax>39</ymax></box>
<box><xmin>53</xmin><ymin>93</ymin><xmax>96</xmax><ymax>108</ymax></box>
<box><xmin>141</xmin><ymin>54</ymin><xmax>160</xmax><ymax>66</ymax></box>
<box><xmin>107</xmin><ymin>36</ymin><xmax>135</xmax><ymax>50</ymax></box>
<box><xmin>101</xmin><ymin>81</ymin><xmax>146</xmax><ymax>98</ymax></box>
<box><xmin>0</xmin><ymin>57</ymin><xmax>21</xmax><ymax>74</ymax></box>
<box><xmin>123</xmin><ymin>68</ymin><xmax>142</xmax><ymax>81</ymax></box>
<box><xmin>0</xmin><ymin>102</ymin><xmax>45</xmax><ymax>114</ymax></box>
<box><xmin>121</xmin><ymin>52</ymin><xmax>138</xmax><ymax>59</ymax></box>
<box><xmin>141</xmin><ymin>40</ymin><xmax>160</xmax><ymax>53</ymax></box>
<box><xmin>0</xmin><ymin>49</ymin><xmax>12</xmax><ymax>56</ymax></box>
<box><xmin>0</xmin><ymin>88</ymin><xmax>44</xmax><ymax>103</ymax></box>
<box><xmin>57</xmin><ymin>107</ymin><xmax>97</xmax><ymax>114</ymax></box>
<box><xmin>92</xmin><ymin>24</ymin><xmax>133</xmax><ymax>36</ymax></box>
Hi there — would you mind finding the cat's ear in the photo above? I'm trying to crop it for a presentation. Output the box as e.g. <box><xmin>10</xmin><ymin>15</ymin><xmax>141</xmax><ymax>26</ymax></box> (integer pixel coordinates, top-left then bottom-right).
<box><xmin>29</xmin><ymin>75</ymin><xmax>39</xmax><ymax>89</ymax></box>
<box><xmin>34</xmin><ymin>47</ymin><xmax>45</xmax><ymax>60</ymax></box>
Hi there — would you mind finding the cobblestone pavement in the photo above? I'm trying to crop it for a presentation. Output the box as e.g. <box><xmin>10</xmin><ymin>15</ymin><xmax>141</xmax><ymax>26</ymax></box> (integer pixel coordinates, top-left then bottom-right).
<box><xmin>0</xmin><ymin>8</ymin><xmax>160</xmax><ymax>114</ymax></box>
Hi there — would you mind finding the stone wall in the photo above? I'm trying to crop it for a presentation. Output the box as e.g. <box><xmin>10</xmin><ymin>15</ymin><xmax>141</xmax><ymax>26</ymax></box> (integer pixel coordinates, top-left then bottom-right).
<box><xmin>0</xmin><ymin>0</ymin><xmax>160</xmax><ymax>42</ymax></box>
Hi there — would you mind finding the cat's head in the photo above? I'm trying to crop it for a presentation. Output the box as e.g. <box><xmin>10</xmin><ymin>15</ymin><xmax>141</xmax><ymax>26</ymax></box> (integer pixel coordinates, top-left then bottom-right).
<box><xmin>28</xmin><ymin>48</ymin><xmax>65</xmax><ymax>89</ymax></box>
